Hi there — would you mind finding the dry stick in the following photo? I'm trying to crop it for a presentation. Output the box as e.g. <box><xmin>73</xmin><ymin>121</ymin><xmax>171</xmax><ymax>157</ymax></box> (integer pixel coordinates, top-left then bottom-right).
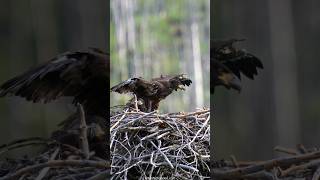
<box><xmin>115</xmin><ymin>160</ymin><xmax>142</xmax><ymax>175</ymax></box>
<box><xmin>87</xmin><ymin>170</ymin><xmax>110</xmax><ymax>180</ymax></box>
<box><xmin>223</xmin><ymin>160</ymin><xmax>264</xmax><ymax>167</ymax></box>
<box><xmin>0</xmin><ymin>138</ymin><xmax>52</xmax><ymax>156</ymax></box>
<box><xmin>182</xmin><ymin>115</ymin><xmax>210</xmax><ymax>157</ymax></box>
<box><xmin>0</xmin><ymin>160</ymin><xmax>109</xmax><ymax>180</ymax></box>
<box><xmin>0</xmin><ymin>142</ymin><xmax>51</xmax><ymax>156</ymax></box>
<box><xmin>213</xmin><ymin>150</ymin><xmax>320</xmax><ymax>178</ymax></box>
<box><xmin>312</xmin><ymin>166</ymin><xmax>320</xmax><ymax>180</ymax></box>
<box><xmin>173</xmin><ymin>109</ymin><xmax>210</xmax><ymax>118</ymax></box>
<box><xmin>0</xmin><ymin>137</ymin><xmax>50</xmax><ymax>149</ymax></box>
<box><xmin>78</xmin><ymin>103</ymin><xmax>90</xmax><ymax>159</ymax></box>
<box><xmin>280</xmin><ymin>159</ymin><xmax>320</xmax><ymax>177</ymax></box>
<box><xmin>116</xmin><ymin>111</ymin><xmax>157</xmax><ymax>129</ymax></box>
<box><xmin>110</xmin><ymin>109</ymin><xmax>129</xmax><ymax>131</ymax></box>
<box><xmin>243</xmin><ymin>171</ymin><xmax>277</xmax><ymax>180</ymax></box>
<box><xmin>230</xmin><ymin>155</ymin><xmax>239</xmax><ymax>168</ymax></box>
<box><xmin>35</xmin><ymin>147</ymin><xmax>60</xmax><ymax>180</ymax></box>
<box><xmin>297</xmin><ymin>144</ymin><xmax>308</xmax><ymax>154</ymax></box>
<box><xmin>149</xmin><ymin>140</ymin><xmax>174</xmax><ymax>169</ymax></box>
<box><xmin>274</xmin><ymin>146</ymin><xmax>299</xmax><ymax>155</ymax></box>
<box><xmin>18</xmin><ymin>174</ymin><xmax>27</xmax><ymax>180</ymax></box>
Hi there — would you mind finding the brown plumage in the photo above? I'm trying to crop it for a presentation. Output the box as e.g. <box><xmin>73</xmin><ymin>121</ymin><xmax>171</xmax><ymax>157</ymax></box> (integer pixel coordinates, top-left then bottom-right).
<box><xmin>0</xmin><ymin>48</ymin><xmax>109</xmax><ymax>158</ymax></box>
<box><xmin>111</xmin><ymin>74</ymin><xmax>192</xmax><ymax>112</ymax></box>
<box><xmin>211</xmin><ymin>39</ymin><xmax>263</xmax><ymax>93</ymax></box>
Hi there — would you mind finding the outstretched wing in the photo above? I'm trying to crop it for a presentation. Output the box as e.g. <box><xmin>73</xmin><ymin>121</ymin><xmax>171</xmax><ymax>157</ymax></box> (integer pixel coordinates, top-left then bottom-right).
<box><xmin>222</xmin><ymin>51</ymin><xmax>263</xmax><ymax>79</ymax></box>
<box><xmin>0</xmin><ymin>48</ymin><xmax>109</xmax><ymax>115</ymax></box>
<box><xmin>111</xmin><ymin>78</ymin><xmax>158</xmax><ymax>97</ymax></box>
<box><xmin>211</xmin><ymin>39</ymin><xmax>263</xmax><ymax>80</ymax></box>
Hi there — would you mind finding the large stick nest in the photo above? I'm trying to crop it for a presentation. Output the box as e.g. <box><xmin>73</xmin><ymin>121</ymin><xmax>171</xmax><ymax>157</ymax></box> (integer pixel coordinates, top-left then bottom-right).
<box><xmin>213</xmin><ymin>145</ymin><xmax>320</xmax><ymax>179</ymax></box>
<box><xmin>110</xmin><ymin>108</ymin><xmax>210</xmax><ymax>179</ymax></box>
<box><xmin>0</xmin><ymin>138</ymin><xmax>109</xmax><ymax>180</ymax></box>
<box><xmin>0</xmin><ymin>104</ymin><xmax>109</xmax><ymax>180</ymax></box>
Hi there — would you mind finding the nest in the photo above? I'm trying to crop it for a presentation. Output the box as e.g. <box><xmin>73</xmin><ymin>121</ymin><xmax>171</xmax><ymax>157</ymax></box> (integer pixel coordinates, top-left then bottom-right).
<box><xmin>213</xmin><ymin>145</ymin><xmax>320</xmax><ymax>179</ymax></box>
<box><xmin>0</xmin><ymin>104</ymin><xmax>109</xmax><ymax>180</ymax></box>
<box><xmin>0</xmin><ymin>138</ymin><xmax>109</xmax><ymax>180</ymax></box>
<box><xmin>110</xmin><ymin>108</ymin><xmax>211</xmax><ymax>179</ymax></box>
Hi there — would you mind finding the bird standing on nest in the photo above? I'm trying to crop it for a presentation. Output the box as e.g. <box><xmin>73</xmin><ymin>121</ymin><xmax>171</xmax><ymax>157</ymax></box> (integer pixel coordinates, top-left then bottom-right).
<box><xmin>211</xmin><ymin>39</ymin><xmax>263</xmax><ymax>93</ymax></box>
<box><xmin>0</xmin><ymin>48</ymin><xmax>109</xmax><ymax>159</ymax></box>
<box><xmin>111</xmin><ymin>74</ymin><xmax>192</xmax><ymax>112</ymax></box>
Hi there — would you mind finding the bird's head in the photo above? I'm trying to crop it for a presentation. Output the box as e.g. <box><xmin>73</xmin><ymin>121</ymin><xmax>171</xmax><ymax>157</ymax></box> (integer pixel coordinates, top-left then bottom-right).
<box><xmin>170</xmin><ymin>74</ymin><xmax>192</xmax><ymax>91</ymax></box>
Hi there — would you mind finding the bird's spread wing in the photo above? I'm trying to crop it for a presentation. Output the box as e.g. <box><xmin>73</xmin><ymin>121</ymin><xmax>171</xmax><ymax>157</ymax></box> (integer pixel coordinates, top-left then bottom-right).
<box><xmin>0</xmin><ymin>48</ymin><xmax>109</xmax><ymax>115</ymax></box>
<box><xmin>222</xmin><ymin>51</ymin><xmax>263</xmax><ymax>79</ymax></box>
<box><xmin>111</xmin><ymin>78</ymin><xmax>158</xmax><ymax>97</ymax></box>
<box><xmin>110</xmin><ymin>78</ymin><xmax>139</xmax><ymax>94</ymax></box>
<box><xmin>212</xmin><ymin>39</ymin><xmax>263</xmax><ymax>80</ymax></box>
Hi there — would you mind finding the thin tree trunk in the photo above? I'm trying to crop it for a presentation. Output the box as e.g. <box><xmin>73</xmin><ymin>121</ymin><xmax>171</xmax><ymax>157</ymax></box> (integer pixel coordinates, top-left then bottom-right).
<box><xmin>268</xmin><ymin>0</ymin><xmax>301</xmax><ymax>147</ymax></box>
<box><xmin>191</xmin><ymin>22</ymin><xmax>204</xmax><ymax>108</ymax></box>
<box><xmin>30</xmin><ymin>0</ymin><xmax>59</xmax><ymax>136</ymax></box>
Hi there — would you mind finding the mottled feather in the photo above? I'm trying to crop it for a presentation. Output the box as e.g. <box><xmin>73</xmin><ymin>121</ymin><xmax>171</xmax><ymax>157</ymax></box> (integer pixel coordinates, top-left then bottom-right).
<box><xmin>211</xmin><ymin>39</ymin><xmax>263</xmax><ymax>92</ymax></box>
<box><xmin>111</xmin><ymin>74</ymin><xmax>192</xmax><ymax>112</ymax></box>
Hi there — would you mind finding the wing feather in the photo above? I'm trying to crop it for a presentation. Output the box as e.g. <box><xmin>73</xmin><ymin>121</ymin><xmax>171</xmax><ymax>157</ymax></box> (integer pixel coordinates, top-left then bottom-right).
<box><xmin>0</xmin><ymin>48</ymin><xmax>109</xmax><ymax>115</ymax></box>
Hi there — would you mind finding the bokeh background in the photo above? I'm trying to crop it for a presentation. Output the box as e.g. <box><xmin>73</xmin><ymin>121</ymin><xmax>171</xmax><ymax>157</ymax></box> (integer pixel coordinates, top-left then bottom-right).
<box><xmin>110</xmin><ymin>0</ymin><xmax>210</xmax><ymax>112</ymax></box>
<box><xmin>0</xmin><ymin>0</ymin><xmax>108</xmax><ymax>156</ymax></box>
<box><xmin>213</xmin><ymin>0</ymin><xmax>320</xmax><ymax>160</ymax></box>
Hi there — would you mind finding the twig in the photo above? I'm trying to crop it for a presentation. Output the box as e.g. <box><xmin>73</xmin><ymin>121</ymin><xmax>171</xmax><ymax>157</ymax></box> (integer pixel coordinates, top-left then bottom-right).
<box><xmin>213</xmin><ymin>150</ymin><xmax>320</xmax><ymax>178</ymax></box>
<box><xmin>172</xmin><ymin>109</ymin><xmax>210</xmax><ymax>118</ymax></box>
<box><xmin>0</xmin><ymin>160</ymin><xmax>109</xmax><ymax>180</ymax></box>
<box><xmin>87</xmin><ymin>170</ymin><xmax>110</xmax><ymax>180</ymax></box>
<box><xmin>78</xmin><ymin>103</ymin><xmax>90</xmax><ymax>159</ymax></box>
<box><xmin>35</xmin><ymin>147</ymin><xmax>60</xmax><ymax>180</ymax></box>
<box><xmin>274</xmin><ymin>146</ymin><xmax>298</xmax><ymax>155</ymax></box>
<box><xmin>110</xmin><ymin>109</ymin><xmax>128</xmax><ymax>131</ymax></box>
<box><xmin>312</xmin><ymin>166</ymin><xmax>320</xmax><ymax>180</ymax></box>
<box><xmin>280</xmin><ymin>159</ymin><xmax>320</xmax><ymax>177</ymax></box>
<box><xmin>230</xmin><ymin>155</ymin><xmax>239</xmax><ymax>168</ymax></box>
<box><xmin>297</xmin><ymin>144</ymin><xmax>308</xmax><ymax>154</ymax></box>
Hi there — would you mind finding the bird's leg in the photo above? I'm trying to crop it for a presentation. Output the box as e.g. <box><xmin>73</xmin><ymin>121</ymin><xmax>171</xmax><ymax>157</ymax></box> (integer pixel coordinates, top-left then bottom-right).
<box><xmin>148</xmin><ymin>101</ymin><xmax>152</xmax><ymax>112</ymax></box>
<box><xmin>134</xmin><ymin>94</ymin><xmax>139</xmax><ymax>112</ymax></box>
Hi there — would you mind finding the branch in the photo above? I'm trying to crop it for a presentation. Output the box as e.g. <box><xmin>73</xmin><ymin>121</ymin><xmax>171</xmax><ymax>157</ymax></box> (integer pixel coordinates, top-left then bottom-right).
<box><xmin>213</xmin><ymin>150</ymin><xmax>320</xmax><ymax>179</ymax></box>
<box><xmin>78</xmin><ymin>103</ymin><xmax>90</xmax><ymax>159</ymax></box>
<box><xmin>0</xmin><ymin>160</ymin><xmax>109</xmax><ymax>180</ymax></box>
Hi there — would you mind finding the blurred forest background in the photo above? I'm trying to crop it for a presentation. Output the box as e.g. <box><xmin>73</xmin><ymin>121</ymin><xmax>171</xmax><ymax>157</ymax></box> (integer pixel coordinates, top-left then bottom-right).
<box><xmin>213</xmin><ymin>0</ymin><xmax>320</xmax><ymax>160</ymax></box>
<box><xmin>0</xmin><ymin>0</ymin><xmax>108</xmax><ymax>156</ymax></box>
<box><xmin>110</xmin><ymin>0</ymin><xmax>210</xmax><ymax>112</ymax></box>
